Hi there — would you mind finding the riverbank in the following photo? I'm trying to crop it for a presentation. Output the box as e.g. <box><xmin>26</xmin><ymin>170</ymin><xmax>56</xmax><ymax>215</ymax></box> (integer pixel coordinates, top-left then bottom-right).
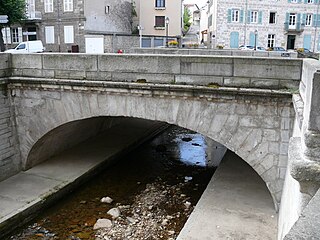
<box><xmin>0</xmin><ymin>119</ymin><xmax>168</xmax><ymax>238</ymax></box>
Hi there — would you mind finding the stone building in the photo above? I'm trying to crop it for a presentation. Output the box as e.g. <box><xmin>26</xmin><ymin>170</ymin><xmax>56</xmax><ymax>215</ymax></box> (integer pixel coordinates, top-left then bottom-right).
<box><xmin>207</xmin><ymin>0</ymin><xmax>320</xmax><ymax>51</ymax></box>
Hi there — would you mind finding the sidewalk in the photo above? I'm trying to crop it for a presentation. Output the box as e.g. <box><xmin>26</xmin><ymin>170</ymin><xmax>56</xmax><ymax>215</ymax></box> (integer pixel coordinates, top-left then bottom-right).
<box><xmin>0</xmin><ymin>119</ymin><xmax>167</xmax><ymax>238</ymax></box>
<box><xmin>177</xmin><ymin>151</ymin><xmax>278</xmax><ymax>240</ymax></box>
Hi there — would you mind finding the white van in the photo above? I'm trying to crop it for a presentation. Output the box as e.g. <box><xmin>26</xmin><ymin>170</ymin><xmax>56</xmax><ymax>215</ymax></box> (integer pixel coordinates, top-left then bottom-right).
<box><xmin>5</xmin><ymin>40</ymin><xmax>44</xmax><ymax>53</ymax></box>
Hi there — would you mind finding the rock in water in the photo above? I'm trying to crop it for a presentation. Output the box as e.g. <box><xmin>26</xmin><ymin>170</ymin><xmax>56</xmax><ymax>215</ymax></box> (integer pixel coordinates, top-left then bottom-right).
<box><xmin>93</xmin><ymin>219</ymin><xmax>112</xmax><ymax>230</ymax></box>
<box><xmin>107</xmin><ymin>207</ymin><xmax>121</xmax><ymax>219</ymax></box>
<box><xmin>101</xmin><ymin>197</ymin><xmax>113</xmax><ymax>204</ymax></box>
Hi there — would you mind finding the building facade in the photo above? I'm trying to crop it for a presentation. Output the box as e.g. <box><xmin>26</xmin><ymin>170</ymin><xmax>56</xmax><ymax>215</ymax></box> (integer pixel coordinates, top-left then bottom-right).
<box><xmin>207</xmin><ymin>0</ymin><xmax>320</xmax><ymax>51</ymax></box>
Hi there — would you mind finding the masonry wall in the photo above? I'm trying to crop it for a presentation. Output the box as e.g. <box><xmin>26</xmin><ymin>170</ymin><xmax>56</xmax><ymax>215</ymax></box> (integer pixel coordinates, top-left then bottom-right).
<box><xmin>8</xmin><ymin>53</ymin><xmax>302</xmax><ymax>90</ymax></box>
<box><xmin>0</xmin><ymin>54</ymin><xmax>20</xmax><ymax>181</ymax></box>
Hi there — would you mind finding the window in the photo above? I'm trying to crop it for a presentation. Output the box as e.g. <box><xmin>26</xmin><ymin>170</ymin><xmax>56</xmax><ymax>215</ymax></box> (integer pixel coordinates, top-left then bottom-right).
<box><xmin>155</xmin><ymin>0</ymin><xmax>165</xmax><ymax>8</ymax></box>
<box><xmin>307</xmin><ymin>0</ymin><xmax>314</xmax><ymax>3</ymax></box>
<box><xmin>11</xmin><ymin>28</ymin><xmax>22</xmax><ymax>43</ymax></box>
<box><xmin>291</xmin><ymin>0</ymin><xmax>297</xmax><ymax>2</ymax></box>
<box><xmin>250</xmin><ymin>11</ymin><xmax>258</xmax><ymax>23</ymax></box>
<box><xmin>44</xmin><ymin>0</ymin><xmax>53</xmax><ymax>12</ymax></box>
<box><xmin>306</xmin><ymin>14</ymin><xmax>312</xmax><ymax>26</ymax></box>
<box><xmin>64</xmin><ymin>25</ymin><xmax>74</xmax><ymax>43</ymax></box>
<box><xmin>27</xmin><ymin>0</ymin><xmax>35</xmax><ymax>14</ymax></box>
<box><xmin>289</xmin><ymin>13</ymin><xmax>296</xmax><ymax>26</ymax></box>
<box><xmin>232</xmin><ymin>9</ymin><xmax>240</xmax><ymax>22</ymax></box>
<box><xmin>155</xmin><ymin>16</ymin><xmax>165</xmax><ymax>27</ymax></box>
<box><xmin>268</xmin><ymin>34</ymin><xmax>275</xmax><ymax>48</ymax></box>
<box><xmin>269</xmin><ymin>12</ymin><xmax>276</xmax><ymax>24</ymax></box>
<box><xmin>64</xmin><ymin>0</ymin><xmax>73</xmax><ymax>12</ymax></box>
<box><xmin>45</xmin><ymin>26</ymin><xmax>55</xmax><ymax>44</ymax></box>
<box><xmin>1</xmin><ymin>27</ymin><xmax>11</xmax><ymax>44</ymax></box>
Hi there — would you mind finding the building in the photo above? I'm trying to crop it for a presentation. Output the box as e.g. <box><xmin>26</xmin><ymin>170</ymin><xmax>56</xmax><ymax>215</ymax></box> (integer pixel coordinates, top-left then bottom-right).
<box><xmin>207</xmin><ymin>0</ymin><xmax>320</xmax><ymax>51</ymax></box>
<box><xmin>137</xmin><ymin>0</ymin><xmax>183</xmax><ymax>47</ymax></box>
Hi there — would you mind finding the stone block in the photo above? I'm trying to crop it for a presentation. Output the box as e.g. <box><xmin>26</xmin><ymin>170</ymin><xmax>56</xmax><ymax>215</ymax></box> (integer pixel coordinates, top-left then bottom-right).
<box><xmin>250</xmin><ymin>78</ymin><xmax>280</xmax><ymax>89</ymax></box>
<box><xmin>223</xmin><ymin>77</ymin><xmax>250</xmax><ymax>87</ymax></box>
<box><xmin>98</xmin><ymin>55</ymin><xmax>180</xmax><ymax>74</ymax></box>
<box><xmin>181</xmin><ymin>57</ymin><xmax>233</xmax><ymax>76</ymax></box>
<box><xmin>11</xmin><ymin>54</ymin><xmax>42</xmax><ymax>69</ymax></box>
<box><xmin>175</xmin><ymin>75</ymin><xmax>223</xmax><ymax>86</ymax></box>
<box><xmin>54</xmin><ymin>70</ymin><xmax>86</xmax><ymax>80</ymax></box>
<box><xmin>43</xmin><ymin>54</ymin><xmax>98</xmax><ymax>71</ymax></box>
<box><xmin>111</xmin><ymin>72</ymin><xmax>174</xmax><ymax>84</ymax></box>
<box><xmin>233</xmin><ymin>58</ymin><xmax>302</xmax><ymax>80</ymax></box>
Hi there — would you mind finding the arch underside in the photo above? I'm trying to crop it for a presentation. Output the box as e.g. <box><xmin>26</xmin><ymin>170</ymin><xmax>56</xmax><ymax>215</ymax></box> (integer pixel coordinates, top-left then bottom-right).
<box><xmin>13</xmin><ymin>89</ymin><xmax>294</xmax><ymax>209</ymax></box>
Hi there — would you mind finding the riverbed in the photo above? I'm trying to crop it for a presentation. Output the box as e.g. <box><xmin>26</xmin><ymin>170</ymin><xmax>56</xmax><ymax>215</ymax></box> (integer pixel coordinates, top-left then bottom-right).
<box><xmin>8</xmin><ymin>126</ymin><xmax>216</xmax><ymax>240</ymax></box>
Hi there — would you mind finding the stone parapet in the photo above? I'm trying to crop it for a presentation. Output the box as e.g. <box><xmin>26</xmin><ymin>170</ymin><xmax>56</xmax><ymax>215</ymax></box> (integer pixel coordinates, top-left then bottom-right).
<box><xmin>6</xmin><ymin>53</ymin><xmax>302</xmax><ymax>90</ymax></box>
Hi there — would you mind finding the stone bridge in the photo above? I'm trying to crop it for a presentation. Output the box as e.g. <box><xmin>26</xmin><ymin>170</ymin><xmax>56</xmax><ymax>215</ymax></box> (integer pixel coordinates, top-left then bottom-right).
<box><xmin>0</xmin><ymin>53</ymin><xmax>319</xmax><ymax>239</ymax></box>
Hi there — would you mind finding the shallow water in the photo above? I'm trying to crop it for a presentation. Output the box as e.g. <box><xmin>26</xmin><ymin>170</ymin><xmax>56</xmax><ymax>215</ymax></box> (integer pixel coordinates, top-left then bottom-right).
<box><xmin>8</xmin><ymin>126</ymin><xmax>216</xmax><ymax>240</ymax></box>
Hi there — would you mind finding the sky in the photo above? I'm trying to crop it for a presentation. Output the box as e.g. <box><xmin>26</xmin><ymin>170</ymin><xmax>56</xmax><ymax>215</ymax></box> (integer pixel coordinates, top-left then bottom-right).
<box><xmin>183</xmin><ymin>0</ymin><xmax>209</xmax><ymax>8</ymax></box>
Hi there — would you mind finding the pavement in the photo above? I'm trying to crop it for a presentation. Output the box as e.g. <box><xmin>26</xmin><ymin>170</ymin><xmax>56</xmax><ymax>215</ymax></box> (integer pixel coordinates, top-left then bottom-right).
<box><xmin>177</xmin><ymin>151</ymin><xmax>278</xmax><ymax>240</ymax></box>
<box><xmin>0</xmin><ymin>119</ymin><xmax>167</xmax><ymax>238</ymax></box>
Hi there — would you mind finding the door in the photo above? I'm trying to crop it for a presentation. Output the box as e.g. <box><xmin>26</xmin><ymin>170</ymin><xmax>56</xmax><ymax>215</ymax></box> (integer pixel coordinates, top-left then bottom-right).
<box><xmin>85</xmin><ymin>37</ymin><xmax>104</xmax><ymax>53</ymax></box>
<box><xmin>230</xmin><ymin>32</ymin><xmax>239</xmax><ymax>48</ymax></box>
<box><xmin>303</xmin><ymin>35</ymin><xmax>312</xmax><ymax>50</ymax></box>
<box><xmin>287</xmin><ymin>35</ymin><xmax>296</xmax><ymax>50</ymax></box>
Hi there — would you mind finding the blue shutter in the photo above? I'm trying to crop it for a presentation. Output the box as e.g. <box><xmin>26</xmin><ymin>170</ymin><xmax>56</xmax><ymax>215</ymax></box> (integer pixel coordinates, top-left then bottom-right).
<box><xmin>302</xmin><ymin>13</ymin><xmax>306</xmax><ymax>25</ymax></box>
<box><xmin>230</xmin><ymin>32</ymin><xmax>239</xmax><ymax>48</ymax></box>
<box><xmin>297</xmin><ymin>13</ymin><xmax>301</xmax><ymax>31</ymax></box>
<box><xmin>316</xmin><ymin>0</ymin><xmax>319</xmax><ymax>4</ymax></box>
<box><xmin>249</xmin><ymin>32</ymin><xmax>255</xmax><ymax>46</ymax></box>
<box><xmin>258</xmin><ymin>11</ymin><xmax>263</xmax><ymax>24</ymax></box>
<box><xmin>288</xmin><ymin>0</ymin><xmax>291</xmax><ymax>2</ymax></box>
<box><xmin>304</xmin><ymin>0</ymin><xmax>308</xmax><ymax>3</ymax></box>
<box><xmin>303</xmin><ymin>35</ymin><xmax>312</xmax><ymax>49</ymax></box>
<box><xmin>313</xmin><ymin>13</ymin><xmax>317</xmax><ymax>26</ymax></box>
<box><xmin>285</xmin><ymin>13</ymin><xmax>290</xmax><ymax>30</ymax></box>
<box><xmin>228</xmin><ymin>9</ymin><xmax>232</xmax><ymax>23</ymax></box>
<box><xmin>298</xmin><ymin>0</ymin><xmax>302</xmax><ymax>3</ymax></box>
<box><xmin>247</xmin><ymin>10</ymin><xmax>251</xmax><ymax>23</ymax></box>
<box><xmin>240</xmin><ymin>10</ymin><xmax>244</xmax><ymax>23</ymax></box>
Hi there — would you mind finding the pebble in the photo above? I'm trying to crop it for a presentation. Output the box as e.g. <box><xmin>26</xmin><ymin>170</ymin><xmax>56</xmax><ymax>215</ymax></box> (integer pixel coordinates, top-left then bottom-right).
<box><xmin>107</xmin><ymin>207</ymin><xmax>121</xmax><ymax>219</ymax></box>
<box><xmin>184</xmin><ymin>201</ymin><xmax>191</xmax><ymax>209</ymax></box>
<box><xmin>93</xmin><ymin>219</ymin><xmax>112</xmax><ymax>230</ymax></box>
<box><xmin>101</xmin><ymin>197</ymin><xmax>113</xmax><ymax>204</ymax></box>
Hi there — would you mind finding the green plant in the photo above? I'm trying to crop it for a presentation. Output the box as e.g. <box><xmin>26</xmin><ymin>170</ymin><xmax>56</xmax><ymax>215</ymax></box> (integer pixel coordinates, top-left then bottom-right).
<box><xmin>183</xmin><ymin>7</ymin><xmax>191</xmax><ymax>32</ymax></box>
<box><xmin>136</xmin><ymin>79</ymin><xmax>147</xmax><ymax>83</ymax></box>
<box><xmin>207</xmin><ymin>83</ymin><xmax>220</xmax><ymax>88</ymax></box>
<box><xmin>216</xmin><ymin>44</ymin><xmax>224</xmax><ymax>49</ymax></box>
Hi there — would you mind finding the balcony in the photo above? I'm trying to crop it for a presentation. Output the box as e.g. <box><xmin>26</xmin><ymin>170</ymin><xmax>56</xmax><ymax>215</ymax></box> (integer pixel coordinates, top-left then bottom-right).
<box><xmin>26</xmin><ymin>11</ymin><xmax>42</xmax><ymax>20</ymax></box>
<box><xmin>284</xmin><ymin>22</ymin><xmax>304</xmax><ymax>33</ymax></box>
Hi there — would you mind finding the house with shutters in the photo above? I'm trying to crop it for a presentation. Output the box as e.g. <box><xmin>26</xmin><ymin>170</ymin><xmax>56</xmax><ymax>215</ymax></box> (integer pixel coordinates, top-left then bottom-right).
<box><xmin>207</xmin><ymin>0</ymin><xmax>320</xmax><ymax>51</ymax></box>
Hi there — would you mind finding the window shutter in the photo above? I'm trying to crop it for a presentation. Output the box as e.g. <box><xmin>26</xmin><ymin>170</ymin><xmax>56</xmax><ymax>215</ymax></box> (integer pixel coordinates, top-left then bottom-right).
<box><xmin>64</xmin><ymin>25</ymin><xmax>74</xmax><ymax>43</ymax></box>
<box><xmin>285</xmin><ymin>13</ymin><xmax>290</xmax><ymax>30</ymax></box>
<box><xmin>247</xmin><ymin>10</ymin><xmax>251</xmax><ymax>23</ymax></box>
<box><xmin>297</xmin><ymin>13</ymin><xmax>301</xmax><ymax>30</ymax></box>
<box><xmin>227</xmin><ymin>9</ymin><xmax>231</xmax><ymax>23</ymax></box>
<box><xmin>315</xmin><ymin>0</ymin><xmax>319</xmax><ymax>4</ymax></box>
<box><xmin>18</xmin><ymin>27</ymin><xmax>23</xmax><ymax>42</ymax></box>
<box><xmin>288</xmin><ymin>0</ymin><xmax>291</xmax><ymax>3</ymax></box>
<box><xmin>304</xmin><ymin>0</ymin><xmax>308</xmax><ymax>3</ymax></box>
<box><xmin>259</xmin><ymin>11</ymin><xmax>263</xmax><ymax>24</ymax></box>
<box><xmin>298</xmin><ymin>0</ymin><xmax>302</xmax><ymax>3</ymax></box>
<box><xmin>240</xmin><ymin>10</ymin><xmax>244</xmax><ymax>23</ymax></box>
<box><xmin>6</xmin><ymin>28</ymin><xmax>11</xmax><ymax>44</ymax></box>
<box><xmin>302</xmin><ymin>13</ymin><xmax>306</xmax><ymax>25</ymax></box>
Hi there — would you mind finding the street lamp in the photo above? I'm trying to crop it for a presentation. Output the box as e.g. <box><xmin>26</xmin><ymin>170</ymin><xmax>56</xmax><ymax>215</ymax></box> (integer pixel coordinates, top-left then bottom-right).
<box><xmin>254</xmin><ymin>29</ymin><xmax>258</xmax><ymax>50</ymax></box>
<box><xmin>137</xmin><ymin>25</ymin><xmax>143</xmax><ymax>48</ymax></box>
<box><xmin>165</xmin><ymin>17</ymin><xmax>170</xmax><ymax>47</ymax></box>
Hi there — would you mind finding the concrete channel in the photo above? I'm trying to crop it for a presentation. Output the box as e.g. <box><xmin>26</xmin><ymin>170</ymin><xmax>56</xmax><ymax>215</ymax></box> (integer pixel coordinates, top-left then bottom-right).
<box><xmin>0</xmin><ymin>119</ymin><xmax>168</xmax><ymax>238</ymax></box>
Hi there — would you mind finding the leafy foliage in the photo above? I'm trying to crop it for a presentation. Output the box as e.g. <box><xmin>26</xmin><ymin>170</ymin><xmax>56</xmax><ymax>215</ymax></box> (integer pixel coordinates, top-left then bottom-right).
<box><xmin>183</xmin><ymin>7</ymin><xmax>191</xmax><ymax>32</ymax></box>
<box><xmin>0</xmin><ymin>0</ymin><xmax>26</xmax><ymax>51</ymax></box>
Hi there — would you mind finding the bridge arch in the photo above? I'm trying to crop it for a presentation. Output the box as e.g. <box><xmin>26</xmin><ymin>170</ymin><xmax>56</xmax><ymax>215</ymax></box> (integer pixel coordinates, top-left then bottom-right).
<box><xmin>11</xmin><ymin>85</ymin><xmax>294</xmax><ymax>209</ymax></box>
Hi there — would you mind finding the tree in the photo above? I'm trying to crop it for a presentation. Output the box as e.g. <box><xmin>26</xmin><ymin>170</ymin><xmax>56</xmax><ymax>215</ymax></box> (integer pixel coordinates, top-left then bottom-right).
<box><xmin>183</xmin><ymin>7</ymin><xmax>191</xmax><ymax>34</ymax></box>
<box><xmin>0</xmin><ymin>0</ymin><xmax>26</xmax><ymax>52</ymax></box>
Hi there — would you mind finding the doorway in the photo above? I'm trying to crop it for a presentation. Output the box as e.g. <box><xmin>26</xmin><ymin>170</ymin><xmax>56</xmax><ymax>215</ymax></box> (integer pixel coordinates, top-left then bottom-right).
<box><xmin>287</xmin><ymin>35</ymin><xmax>296</xmax><ymax>50</ymax></box>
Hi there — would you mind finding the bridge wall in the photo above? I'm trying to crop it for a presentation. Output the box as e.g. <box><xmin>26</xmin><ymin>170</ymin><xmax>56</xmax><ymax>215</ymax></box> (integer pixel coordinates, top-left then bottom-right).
<box><xmin>7</xmin><ymin>80</ymin><xmax>294</xmax><ymax>209</ymax></box>
<box><xmin>0</xmin><ymin>54</ymin><xmax>20</xmax><ymax>181</ymax></box>
<box><xmin>9</xmin><ymin>53</ymin><xmax>302</xmax><ymax>90</ymax></box>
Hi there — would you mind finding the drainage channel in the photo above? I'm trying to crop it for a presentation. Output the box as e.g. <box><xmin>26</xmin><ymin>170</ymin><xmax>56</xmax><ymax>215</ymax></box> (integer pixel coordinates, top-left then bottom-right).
<box><xmin>7</xmin><ymin>126</ymin><xmax>216</xmax><ymax>240</ymax></box>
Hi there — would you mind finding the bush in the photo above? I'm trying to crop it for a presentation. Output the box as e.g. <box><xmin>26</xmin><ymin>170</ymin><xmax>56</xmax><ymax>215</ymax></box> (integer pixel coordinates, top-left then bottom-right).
<box><xmin>168</xmin><ymin>40</ymin><xmax>178</xmax><ymax>46</ymax></box>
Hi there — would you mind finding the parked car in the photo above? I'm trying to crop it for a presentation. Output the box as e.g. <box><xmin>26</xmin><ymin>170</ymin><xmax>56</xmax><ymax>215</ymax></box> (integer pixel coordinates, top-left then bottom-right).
<box><xmin>296</xmin><ymin>48</ymin><xmax>319</xmax><ymax>59</ymax></box>
<box><xmin>5</xmin><ymin>40</ymin><xmax>44</xmax><ymax>53</ymax></box>
<box><xmin>256</xmin><ymin>46</ymin><xmax>267</xmax><ymax>51</ymax></box>
<box><xmin>238</xmin><ymin>45</ymin><xmax>254</xmax><ymax>50</ymax></box>
<box><xmin>268</xmin><ymin>46</ymin><xmax>286</xmax><ymax>52</ymax></box>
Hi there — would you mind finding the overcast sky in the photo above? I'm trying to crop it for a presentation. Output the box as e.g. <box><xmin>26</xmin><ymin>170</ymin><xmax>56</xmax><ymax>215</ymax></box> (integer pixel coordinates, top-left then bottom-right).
<box><xmin>183</xmin><ymin>0</ymin><xmax>209</xmax><ymax>8</ymax></box>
